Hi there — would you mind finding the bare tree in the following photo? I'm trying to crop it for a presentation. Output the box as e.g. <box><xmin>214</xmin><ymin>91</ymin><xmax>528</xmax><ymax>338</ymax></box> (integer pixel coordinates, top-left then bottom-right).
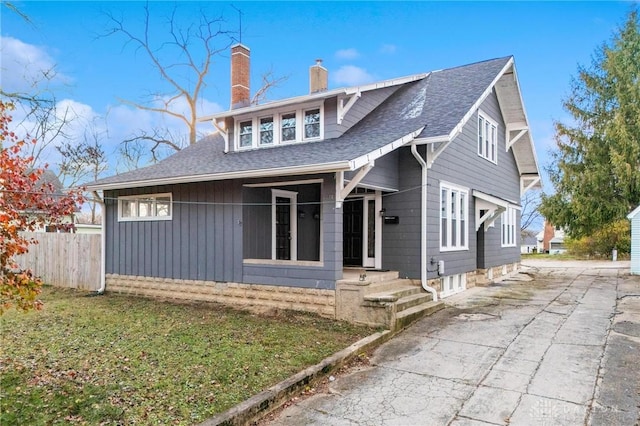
<box><xmin>103</xmin><ymin>4</ymin><xmax>231</xmax><ymax>149</ymax></box>
<box><xmin>521</xmin><ymin>191</ymin><xmax>542</xmax><ymax>234</ymax></box>
<box><xmin>103</xmin><ymin>3</ymin><xmax>288</xmax><ymax>167</ymax></box>
<box><xmin>56</xmin><ymin>118</ymin><xmax>109</xmax><ymax>223</ymax></box>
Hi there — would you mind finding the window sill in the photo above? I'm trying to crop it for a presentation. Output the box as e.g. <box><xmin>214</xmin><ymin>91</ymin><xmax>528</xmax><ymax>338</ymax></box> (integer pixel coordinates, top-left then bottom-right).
<box><xmin>243</xmin><ymin>259</ymin><xmax>324</xmax><ymax>268</ymax></box>
<box><xmin>439</xmin><ymin>247</ymin><xmax>469</xmax><ymax>252</ymax></box>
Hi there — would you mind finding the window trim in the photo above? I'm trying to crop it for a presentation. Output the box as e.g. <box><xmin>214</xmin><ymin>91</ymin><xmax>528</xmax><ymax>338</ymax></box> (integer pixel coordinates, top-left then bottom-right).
<box><xmin>118</xmin><ymin>193</ymin><xmax>173</xmax><ymax>222</ymax></box>
<box><xmin>439</xmin><ymin>182</ymin><xmax>469</xmax><ymax>252</ymax></box>
<box><xmin>234</xmin><ymin>103</ymin><xmax>324</xmax><ymax>150</ymax></box>
<box><xmin>501</xmin><ymin>206</ymin><xmax>517</xmax><ymax>247</ymax></box>
<box><xmin>478</xmin><ymin>110</ymin><xmax>498</xmax><ymax>164</ymax></box>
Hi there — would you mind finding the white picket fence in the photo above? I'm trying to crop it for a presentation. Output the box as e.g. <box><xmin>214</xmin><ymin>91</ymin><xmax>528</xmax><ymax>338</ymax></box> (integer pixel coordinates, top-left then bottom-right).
<box><xmin>16</xmin><ymin>232</ymin><xmax>101</xmax><ymax>291</ymax></box>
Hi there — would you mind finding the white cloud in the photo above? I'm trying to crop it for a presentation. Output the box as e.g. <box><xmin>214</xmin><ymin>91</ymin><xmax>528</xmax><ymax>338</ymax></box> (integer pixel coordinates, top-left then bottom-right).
<box><xmin>335</xmin><ymin>48</ymin><xmax>360</xmax><ymax>60</ymax></box>
<box><xmin>380</xmin><ymin>44</ymin><xmax>397</xmax><ymax>54</ymax></box>
<box><xmin>0</xmin><ymin>36</ymin><xmax>71</xmax><ymax>94</ymax></box>
<box><xmin>332</xmin><ymin>65</ymin><xmax>375</xmax><ymax>86</ymax></box>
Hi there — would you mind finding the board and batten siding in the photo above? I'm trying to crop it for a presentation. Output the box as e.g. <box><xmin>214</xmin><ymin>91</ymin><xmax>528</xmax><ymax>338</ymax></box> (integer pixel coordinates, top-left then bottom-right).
<box><xmin>106</xmin><ymin>174</ymin><xmax>342</xmax><ymax>290</ymax></box>
<box><xmin>105</xmin><ymin>181</ymin><xmax>243</xmax><ymax>283</ymax></box>
<box><xmin>382</xmin><ymin>90</ymin><xmax>521</xmax><ymax>279</ymax></box>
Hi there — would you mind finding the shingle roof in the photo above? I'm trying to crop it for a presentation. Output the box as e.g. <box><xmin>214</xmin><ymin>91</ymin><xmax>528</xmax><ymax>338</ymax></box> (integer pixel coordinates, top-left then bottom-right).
<box><xmin>88</xmin><ymin>56</ymin><xmax>512</xmax><ymax>190</ymax></box>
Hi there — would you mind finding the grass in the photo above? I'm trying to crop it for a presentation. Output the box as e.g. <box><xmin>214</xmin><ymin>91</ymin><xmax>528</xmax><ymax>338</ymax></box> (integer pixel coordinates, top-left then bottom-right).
<box><xmin>0</xmin><ymin>287</ymin><xmax>375</xmax><ymax>425</ymax></box>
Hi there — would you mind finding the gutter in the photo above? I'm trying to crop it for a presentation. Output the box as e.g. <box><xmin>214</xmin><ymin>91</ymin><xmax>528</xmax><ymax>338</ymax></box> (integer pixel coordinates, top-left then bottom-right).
<box><xmin>410</xmin><ymin>144</ymin><xmax>438</xmax><ymax>302</ymax></box>
<box><xmin>92</xmin><ymin>191</ymin><xmax>106</xmax><ymax>294</ymax></box>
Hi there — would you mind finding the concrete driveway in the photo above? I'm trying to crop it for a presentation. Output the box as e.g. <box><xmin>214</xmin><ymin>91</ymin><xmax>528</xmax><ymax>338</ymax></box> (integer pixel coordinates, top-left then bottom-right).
<box><xmin>267</xmin><ymin>260</ymin><xmax>640</xmax><ymax>425</ymax></box>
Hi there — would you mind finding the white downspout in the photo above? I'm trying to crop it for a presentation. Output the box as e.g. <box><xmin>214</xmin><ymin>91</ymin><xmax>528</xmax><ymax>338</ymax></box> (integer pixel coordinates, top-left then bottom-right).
<box><xmin>92</xmin><ymin>191</ymin><xmax>106</xmax><ymax>294</ymax></box>
<box><xmin>411</xmin><ymin>144</ymin><xmax>438</xmax><ymax>302</ymax></box>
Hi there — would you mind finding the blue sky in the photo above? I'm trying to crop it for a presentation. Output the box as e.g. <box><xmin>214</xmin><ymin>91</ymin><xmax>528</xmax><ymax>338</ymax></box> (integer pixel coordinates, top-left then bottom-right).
<box><xmin>1</xmin><ymin>1</ymin><xmax>636</xmax><ymax>189</ymax></box>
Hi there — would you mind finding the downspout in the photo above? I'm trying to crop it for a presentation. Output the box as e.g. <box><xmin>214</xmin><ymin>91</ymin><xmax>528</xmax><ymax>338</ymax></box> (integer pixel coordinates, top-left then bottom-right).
<box><xmin>410</xmin><ymin>144</ymin><xmax>438</xmax><ymax>302</ymax></box>
<box><xmin>92</xmin><ymin>191</ymin><xmax>106</xmax><ymax>294</ymax></box>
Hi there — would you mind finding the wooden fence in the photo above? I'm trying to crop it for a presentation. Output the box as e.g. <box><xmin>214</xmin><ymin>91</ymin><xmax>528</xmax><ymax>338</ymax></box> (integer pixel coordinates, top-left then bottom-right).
<box><xmin>16</xmin><ymin>232</ymin><xmax>101</xmax><ymax>291</ymax></box>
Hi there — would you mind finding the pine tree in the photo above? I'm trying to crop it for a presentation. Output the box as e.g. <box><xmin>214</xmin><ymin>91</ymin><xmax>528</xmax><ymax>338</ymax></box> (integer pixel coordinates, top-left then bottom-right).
<box><xmin>541</xmin><ymin>9</ymin><xmax>640</xmax><ymax>239</ymax></box>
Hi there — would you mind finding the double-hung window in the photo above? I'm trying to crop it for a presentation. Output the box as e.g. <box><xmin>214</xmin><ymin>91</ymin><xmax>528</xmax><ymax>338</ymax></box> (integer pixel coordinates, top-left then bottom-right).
<box><xmin>304</xmin><ymin>108</ymin><xmax>320</xmax><ymax>139</ymax></box>
<box><xmin>440</xmin><ymin>183</ymin><xmax>468</xmax><ymax>251</ymax></box>
<box><xmin>239</xmin><ymin>120</ymin><xmax>253</xmax><ymax>148</ymax></box>
<box><xmin>478</xmin><ymin>112</ymin><xmax>497</xmax><ymax>163</ymax></box>
<box><xmin>259</xmin><ymin>117</ymin><xmax>274</xmax><ymax>146</ymax></box>
<box><xmin>119</xmin><ymin>193</ymin><xmax>172</xmax><ymax>221</ymax></box>
<box><xmin>501</xmin><ymin>206</ymin><xmax>517</xmax><ymax>247</ymax></box>
<box><xmin>281</xmin><ymin>112</ymin><xmax>297</xmax><ymax>142</ymax></box>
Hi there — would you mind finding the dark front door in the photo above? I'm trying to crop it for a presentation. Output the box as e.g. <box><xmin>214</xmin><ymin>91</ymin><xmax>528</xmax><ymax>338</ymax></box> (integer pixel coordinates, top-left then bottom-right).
<box><xmin>343</xmin><ymin>198</ymin><xmax>363</xmax><ymax>266</ymax></box>
<box><xmin>275</xmin><ymin>197</ymin><xmax>291</xmax><ymax>260</ymax></box>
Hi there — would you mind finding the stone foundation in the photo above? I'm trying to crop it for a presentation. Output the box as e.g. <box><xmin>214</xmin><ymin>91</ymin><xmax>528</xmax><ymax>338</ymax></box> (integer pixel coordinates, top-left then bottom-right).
<box><xmin>106</xmin><ymin>274</ymin><xmax>336</xmax><ymax>318</ymax></box>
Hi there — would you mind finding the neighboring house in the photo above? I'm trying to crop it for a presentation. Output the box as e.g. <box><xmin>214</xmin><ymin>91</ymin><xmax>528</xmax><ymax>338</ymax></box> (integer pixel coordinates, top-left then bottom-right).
<box><xmin>87</xmin><ymin>45</ymin><xmax>540</xmax><ymax>327</ymax></box>
<box><xmin>537</xmin><ymin>220</ymin><xmax>566</xmax><ymax>254</ymax></box>
<box><xmin>628</xmin><ymin>205</ymin><xmax>640</xmax><ymax>275</ymax></box>
<box><xmin>521</xmin><ymin>233</ymin><xmax>538</xmax><ymax>254</ymax></box>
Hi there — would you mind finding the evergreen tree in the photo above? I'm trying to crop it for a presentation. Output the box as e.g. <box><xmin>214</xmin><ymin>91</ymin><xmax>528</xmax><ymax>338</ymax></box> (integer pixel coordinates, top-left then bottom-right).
<box><xmin>540</xmin><ymin>9</ymin><xmax>640</xmax><ymax>239</ymax></box>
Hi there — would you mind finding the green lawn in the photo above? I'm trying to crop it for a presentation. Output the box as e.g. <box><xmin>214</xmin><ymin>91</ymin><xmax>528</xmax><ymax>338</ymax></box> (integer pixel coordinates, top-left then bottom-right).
<box><xmin>0</xmin><ymin>287</ymin><xmax>374</xmax><ymax>425</ymax></box>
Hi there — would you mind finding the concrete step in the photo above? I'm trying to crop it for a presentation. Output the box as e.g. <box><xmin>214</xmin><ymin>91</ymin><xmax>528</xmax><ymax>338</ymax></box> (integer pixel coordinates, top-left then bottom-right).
<box><xmin>394</xmin><ymin>301</ymin><xmax>445</xmax><ymax>330</ymax></box>
<box><xmin>340</xmin><ymin>270</ymin><xmax>400</xmax><ymax>285</ymax></box>
<box><xmin>363</xmin><ymin>278</ymin><xmax>420</xmax><ymax>295</ymax></box>
<box><xmin>363</xmin><ymin>285</ymin><xmax>422</xmax><ymax>303</ymax></box>
<box><xmin>395</xmin><ymin>292</ymin><xmax>434</xmax><ymax>313</ymax></box>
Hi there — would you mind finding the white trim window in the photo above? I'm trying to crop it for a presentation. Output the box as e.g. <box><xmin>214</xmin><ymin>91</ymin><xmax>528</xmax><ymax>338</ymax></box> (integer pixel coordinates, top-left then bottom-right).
<box><xmin>441</xmin><ymin>273</ymin><xmax>467</xmax><ymax>298</ymax></box>
<box><xmin>235</xmin><ymin>104</ymin><xmax>323</xmax><ymax>150</ymax></box>
<box><xmin>501</xmin><ymin>206</ymin><xmax>517</xmax><ymax>247</ymax></box>
<box><xmin>118</xmin><ymin>193</ymin><xmax>172</xmax><ymax>221</ymax></box>
<box><xmin>239</xmin><ymin>120</ymin><xmax>253</xmax><ymax>148</ymax></box>
<box><xmin>478</xmin><ymin>111</ymin><xmax>498</xmax><ymax>163</ymax></box>
<box><xmin>440</xmin><ymin>183</ymin><xmax>468</xmax><ymax>251</ymax></box>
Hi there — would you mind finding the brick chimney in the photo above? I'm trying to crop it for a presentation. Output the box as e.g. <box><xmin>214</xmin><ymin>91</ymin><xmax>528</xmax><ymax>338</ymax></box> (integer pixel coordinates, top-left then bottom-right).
<box><xmin>230</xmin><ymin>44</ymin><xmax>250</xmax><ymax>109</ymax></box>
<box><xmin>309</xmin><ymin>59</ymin><xmax>328</xmax><ymax>94</ymax></box>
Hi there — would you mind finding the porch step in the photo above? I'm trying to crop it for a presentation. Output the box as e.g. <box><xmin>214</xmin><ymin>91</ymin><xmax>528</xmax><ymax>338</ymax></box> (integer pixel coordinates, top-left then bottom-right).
<box><xmin>396</xmin><ymin>292</ymin><xmax>436</xmax><ymax>313</ymax></box>
<box><xmin>364</xmin><ymin>285</ymin><xmax>421</xmax><ymax>303</ymax></box>
<box><xmin>395</xmin><ymin>301</ymin><xmax>445</xmax><ymax>330</ymax></box>
<box><xmin>364</xmin><ymin>279</ymin><xmax>419</xmax><ymax>295</ymax></box>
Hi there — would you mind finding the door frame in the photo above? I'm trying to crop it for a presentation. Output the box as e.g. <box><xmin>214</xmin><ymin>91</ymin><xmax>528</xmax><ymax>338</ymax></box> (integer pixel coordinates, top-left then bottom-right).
<box><xmin>345</xmin><ymin>191</ymin><xmax>382</xmax><ymax>269</ymax></box>
<box><xmin>272</xmin><ymin>189</ymin><xmax>297</xmax><ymax>261</ymax></box>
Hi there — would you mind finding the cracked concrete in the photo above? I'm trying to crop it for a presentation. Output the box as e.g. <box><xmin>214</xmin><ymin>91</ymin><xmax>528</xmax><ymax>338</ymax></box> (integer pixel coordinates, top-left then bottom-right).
<box><xmin>265</xmin><ymin>260</ymin><xmax>640</xmax><ymax>425</ymax></box>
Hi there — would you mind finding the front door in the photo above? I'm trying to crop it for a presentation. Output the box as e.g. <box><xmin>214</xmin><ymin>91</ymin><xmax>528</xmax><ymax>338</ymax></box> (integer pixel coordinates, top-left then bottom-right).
<box><xmin>272</xmin><ymin>189</ymin><xmax>297</xmax><ymax>261</ymax></box>
<box><xmin>343</xmin><ymin>198</ymin><xmax>363</xmax><ymax>266</ymax></box>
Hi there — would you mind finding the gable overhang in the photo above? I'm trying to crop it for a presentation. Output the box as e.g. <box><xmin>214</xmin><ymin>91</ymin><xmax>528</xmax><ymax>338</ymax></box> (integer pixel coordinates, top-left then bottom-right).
<box><xmin>414</xmin><ymin>58</ymin><xmax>541</xmax><ymax>193</ymax></box>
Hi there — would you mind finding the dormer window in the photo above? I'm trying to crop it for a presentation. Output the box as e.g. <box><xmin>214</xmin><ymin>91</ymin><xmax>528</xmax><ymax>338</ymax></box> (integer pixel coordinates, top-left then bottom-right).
<box><xmin>235</xmin><ymin>103</ymin><xmax>323</xmax><ymax>150</ymax></box>
<box><xmin>260</xmin><ymin>117</ymin><xmax>274</xmax><ymax>145</ymax></box>
<box><xmin>239</xmin><ymin>120</ymin><xmax>253</xmax><ymax>148</ymax></box>
<box><xmin>304</xmin><ymin>108</ymin><xmax>320</xmax><ymax>139</ymax></box>
<box><xmin>281</xmin><ymin>113</ymin><xmax>296</xmax><ymax>142</ymax></box>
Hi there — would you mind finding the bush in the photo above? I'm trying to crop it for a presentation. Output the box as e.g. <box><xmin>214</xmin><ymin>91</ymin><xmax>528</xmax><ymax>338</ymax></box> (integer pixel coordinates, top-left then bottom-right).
<box><xmin>566</xmin><ymin>219</ymin><xmax>631</xmax><ymax>258</ymax></box>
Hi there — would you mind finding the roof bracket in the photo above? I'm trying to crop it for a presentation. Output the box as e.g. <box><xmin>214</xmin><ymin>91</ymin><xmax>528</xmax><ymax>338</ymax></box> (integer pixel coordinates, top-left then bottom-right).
<box><xmin>521</xmin><ymin>175</ymin><xmax>541</xmax><ymax>196</ymax></box>
<box><xmin>477</xmin><ymin>206</ymin><xmax>506</xmax><ymax>231</ymax></box>
<box><xmin>426</xmin><ymin>137</ymin><xmax>453</xmax><ymax>168</ymax></box>
<box><xmin>506</xmin><ymin>123</ymin><xmax>528</xmax><ymax>151</ymax></box>
<box><xmin>335</xmin><ymin>162</ymin><xmax>374</xmax><ymax>208</ymax></box>
<box><xmin>212</xmin><ymin>119</ymin><xmax>229</xmax><ymax>153</ymax></box>
<box><xmin>337</xmin><ymin>91</ymin><xmax>362</xmax><ymax>125</ymax></box>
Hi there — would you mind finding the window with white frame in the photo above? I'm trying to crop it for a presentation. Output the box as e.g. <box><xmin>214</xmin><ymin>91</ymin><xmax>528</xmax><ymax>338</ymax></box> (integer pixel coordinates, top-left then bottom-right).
<box><xmin>280</xmin><ymin>112</ymin><xmax>297</xmax><ymax>142</ymax></box>
<box><xmin>119</xmin><ymin>193</ymin><xmax>172</xmax><ymax>221</ymax></box>
<box><xmin>235</xmin><ymin>104</ymin><xmax>323</xmax><ymax>150</ymax></box>
<box><xmin>440</xmin><ymin>183</ymin><xmax>468</xmax><ymax>250</ymax></box>
<box><xmin>501</xmin><ymin>206</ymin><xmax>517</xmax><ymax>247</ymax></box>
<box><xmin>239</xmin><ymin>120</ymin><xmax>253</xmax><ymax>148</ymax></box>
<box><xmin>478</xmin><ymin>112</ymin><xmax>497</xmax><ymax>163</ymax></box>
<box><xmin>304</xmin><ymin>108</ymin><xmax>320</xmax><ymax>139</ymax></box>
<box><xmin>259</xmin><ymin>117</ymin><xmax>274</xmax><ymax>146</ymax></box>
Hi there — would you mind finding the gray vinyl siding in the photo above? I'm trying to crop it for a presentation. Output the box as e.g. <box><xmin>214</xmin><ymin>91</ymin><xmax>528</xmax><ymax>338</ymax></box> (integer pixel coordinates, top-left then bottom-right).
<box><xmin>382</xmin><ymin>90</ymin><xmax>521</xmax><ymax>279</ymax></box>
<box><xmin>105</xmin><ymin>174</ymin><xmax>341</xmax><ymax>290</ymax></box>
<box><xmin>345</xmin><ymin>149</ymin><xmax>400</xmax><ymax>191</ymax></box>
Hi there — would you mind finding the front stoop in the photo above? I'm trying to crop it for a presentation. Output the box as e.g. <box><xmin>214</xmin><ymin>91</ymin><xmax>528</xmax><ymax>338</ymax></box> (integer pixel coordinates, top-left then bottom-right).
<box><xmin>336</xmin><ymin>272</ymin><xmax>444</xmax><ymax>330</ymax></box>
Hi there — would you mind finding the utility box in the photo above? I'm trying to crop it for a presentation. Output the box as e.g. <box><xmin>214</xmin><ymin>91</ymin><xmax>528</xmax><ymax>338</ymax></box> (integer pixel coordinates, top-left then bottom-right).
<box><xmin>628</xmin><ymin>205</ymin><xmax>640</xmax><ymax>275</ymax></box>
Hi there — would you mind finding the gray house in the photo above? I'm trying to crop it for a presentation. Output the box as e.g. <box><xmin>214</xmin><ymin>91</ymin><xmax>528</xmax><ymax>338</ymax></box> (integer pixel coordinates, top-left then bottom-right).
<box><xmin>88</xmin><ymin>45</ymin><xmax>540</xmax><ymax>328</ymax></box>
